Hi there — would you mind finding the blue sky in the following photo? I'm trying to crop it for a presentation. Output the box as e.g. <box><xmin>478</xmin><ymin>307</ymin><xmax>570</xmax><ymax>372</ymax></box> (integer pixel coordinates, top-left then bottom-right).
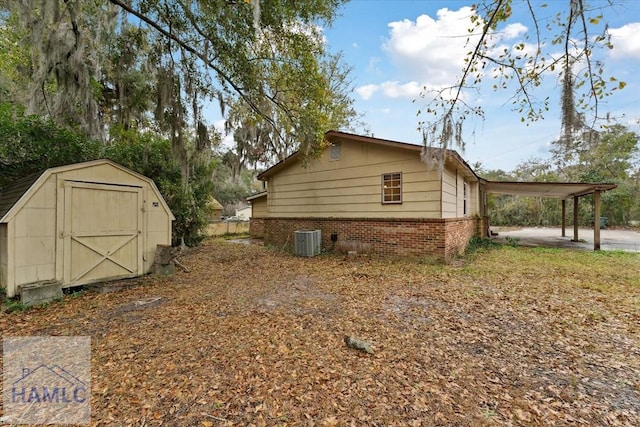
<box><xmin>320</xmin><ymin>0</ymin><xmax>640</xmax><ymax>171</ymax></box>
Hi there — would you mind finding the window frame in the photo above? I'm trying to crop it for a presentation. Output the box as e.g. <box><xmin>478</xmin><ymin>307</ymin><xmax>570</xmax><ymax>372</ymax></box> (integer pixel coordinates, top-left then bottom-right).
<box><xmin>463</xmin><ymin>181</ymin><xmax>468</xmax><ymax>216</ymax></box>
<box><xmin>381</xmin><ymin>172</ymin><xmax>403</xmax><ymax>204</ymax></box>
<box><xmin>329</xmin><ymin>141</ymin><xmax>341</xmax><ymax>161</ymax></box>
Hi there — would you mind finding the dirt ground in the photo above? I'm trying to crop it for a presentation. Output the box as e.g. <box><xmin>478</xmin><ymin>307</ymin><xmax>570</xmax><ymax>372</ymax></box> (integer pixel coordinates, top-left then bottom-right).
<box><xmin>1</xmin><ymin>239</ymin><xmax>639</xmax><ymax>426</ymax></box>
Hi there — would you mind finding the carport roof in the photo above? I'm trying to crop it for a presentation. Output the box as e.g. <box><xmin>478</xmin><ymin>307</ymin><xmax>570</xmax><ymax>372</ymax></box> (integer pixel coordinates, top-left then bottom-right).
<box><xmin>484</xmin><ymin>181</ymin><xmax>617</xmax><ymax>199</ymax></box>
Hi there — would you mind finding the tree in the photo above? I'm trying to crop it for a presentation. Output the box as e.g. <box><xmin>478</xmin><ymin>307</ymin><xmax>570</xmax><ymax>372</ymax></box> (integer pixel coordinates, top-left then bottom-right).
<box><xmin>0</xmin><ymin>8</ymin><xmax>30</xmax><ymax>105</ymax></box>
<box><xmin>222</xmin><ymin>51</ymin><xmax>361</xmax><ymax>167</ymax></box>
<box><xmin>551</xmin><ymin>123</ymin><xmax>639</xmax><ymax>224</ymax></box>
<box><xmin>486</xmin><ymin>124</ymin><xmax>640</xmax><ymax>226</ymax></box>
<box><xmin>5</xmin><ymin>0</ymin><xmax>119</xmax><ymax>140</ymax></box>
<box><xmin>0</xmin><ymin>102</ymin><xmax>103</xmax><ymax>188</ymax></box>
<box><xmin>419</xmin><ymin>0</ymin><xmax>626</xmax><ymax>158</ymax></box>
<box><xmin>2</xmin><ymin>0</ymin><xmax>351</xmax><ymax>245</ymax></box>
<box><xmin>4</xmin><ymin>0</ymin><xmax>349</xmax><ymax>182</ymax></box>
<box><xmin>105</xmin><ymin>0</ymin><xmax>348</xmax><ymax>163</ymax></box>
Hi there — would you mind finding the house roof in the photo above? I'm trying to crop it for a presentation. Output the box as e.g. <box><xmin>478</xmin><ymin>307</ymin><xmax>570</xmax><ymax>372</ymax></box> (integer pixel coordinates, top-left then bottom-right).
<box><xmin>246</xmin><ymin>191</ymin><xmax>267</xmax><ymax>202</ymax></box>
<box><xmin>209</xmin><ymin>197</ymin><xmax>224</xmax><ymax>210</ymax></box>
<box><xmin>484</xmin><ymin>181</ymin><xmax>617</xmax><ymax>199</ymax></box>
<box><xmin>256</xmin><ymin>130</ymin><xmax>479</xmax><ymax>181</ymax></box>
<box><xmin>0</xmin><ymin>159</ymin><xmax>175</xmax><ymax>223</ymax></box>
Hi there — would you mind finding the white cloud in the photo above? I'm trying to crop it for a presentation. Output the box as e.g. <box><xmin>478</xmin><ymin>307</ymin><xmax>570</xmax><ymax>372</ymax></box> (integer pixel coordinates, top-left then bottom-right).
<box><xmin>356</xmin><ymin>84</ymin><xmax>379</xmax><ymax>100</ymax></box>
<box><xmin>501</xmin><ymin>23</ymin><xmax>527</xmax><ymax>40</ymax></box>
<box><xmin>367</xmin><ymin>57</ymin><xmax>382</xmax><ymax>74</ymax></box>
<box><xmin>608</xmin><ymin>23</ymin><xmax>640</xmax><ymax>59</ymax></box>
<box><xmin>383</xmin><ymin>7</ymin><xmax>481</xmax><ymax>86</ymax></box>
<box><xmin>380</xmin><ymin>81</ymin><xmax>422</xmax><ymax>98</ymax></box>
<box><xmin>352</xmin><ymin>42</ymin><xmax>359</xmax><ymax>48</ymax></box>
<box><xmin>355</xmin><ymin>81</ymin><xmax>422</xmax><ymax>100</ymax></box>
<box><xmin>362</xmin><ymin>6</ymin><xmax>534</xmax><ymax>102</ymax></box>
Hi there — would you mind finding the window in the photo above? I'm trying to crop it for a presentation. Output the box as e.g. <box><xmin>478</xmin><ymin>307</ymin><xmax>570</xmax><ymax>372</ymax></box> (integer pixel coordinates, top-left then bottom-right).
<box><xmin>382</xmin><ymin>172</ymin><xmax>402</xmax><ymax>204</ymax></box>
<box><xmin>463</xmin><ymin>181</ymin><xmax>468</xmax><ymax>215</ymax></box>
<box><xmin>330</xmin><ymin>142</ymin><xmax>341</xmax><ymax>161</ymax></box>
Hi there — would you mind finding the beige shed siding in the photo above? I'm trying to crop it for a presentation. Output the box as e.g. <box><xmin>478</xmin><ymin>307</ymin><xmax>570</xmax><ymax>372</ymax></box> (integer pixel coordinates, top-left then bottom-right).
<box><xmin>267</xmin><ymin>139</ymin><xmax>442</xmax><ymax>218</ymax></box>
<box><xmin>0</xmin><ymin>223</ymin><xmax>7</xmax><ymax>290</ymax></box>
<box><xmin>145</xmin><ymin>188</ymin><xmax>172</xmax><ymax>270</ymax></box>
<box><xmin>1</xmin><ymin>160</ymin><xmax>173</xmax><ymax>297</ymax></box>
<box><xmin>56</xmin><ymin>163</ymin><xmax>145</xmax><ymax>187</ymax></box>
<box><xmin>13</xmin><ymin>175</ymin><xmax>57</xmax><ymax>291</ymax></box>
<box><xmin>53</xmin><ymin>166</ymin><xmax>170</xmax><ymax>275</ymax></box>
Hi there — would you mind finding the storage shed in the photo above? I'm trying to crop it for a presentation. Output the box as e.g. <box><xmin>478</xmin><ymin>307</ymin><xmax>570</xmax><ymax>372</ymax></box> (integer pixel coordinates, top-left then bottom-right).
<box><xmin>0</xmin><ymin>159</ymin><xmax>174</xmax><ymax>298</ymax></box>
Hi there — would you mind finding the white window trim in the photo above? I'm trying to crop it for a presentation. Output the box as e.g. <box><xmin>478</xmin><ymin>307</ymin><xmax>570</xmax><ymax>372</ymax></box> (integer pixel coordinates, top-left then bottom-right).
<box><xmin>381</xmin><ymin>172</ymin><xmax>402</xmax><ymax>204</ymax></box>
<box><xmin>463</xmin><ymin>181</ymin><xmax>468</xmax><ymax>216</ymax></box>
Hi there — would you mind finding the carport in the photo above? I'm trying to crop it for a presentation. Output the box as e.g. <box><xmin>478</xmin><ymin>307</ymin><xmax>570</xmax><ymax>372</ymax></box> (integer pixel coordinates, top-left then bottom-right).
<box><xmin>484</xmin><ymin>181</ymin><xmax>617</xmax><ymax>250</ymax></box>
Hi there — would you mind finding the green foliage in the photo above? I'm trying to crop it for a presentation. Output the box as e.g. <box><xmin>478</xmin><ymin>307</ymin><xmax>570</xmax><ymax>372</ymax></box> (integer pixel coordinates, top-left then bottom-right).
<box><xmin>466</xmin><ymin>236</ymin><xmax>502</xmax><ymax>254</ymax></box>
<box><xmin>419</xmin><ymin>1</ymin><xmax>627</xmax><ymax>164</ymax></box>
<box><xmin>104</xmin><ymin>127</ymin><xmax>214</xmax><ymax>246</ymax></box>
<box><xmin>3</xmin><ymin>298</ymin><xmax>28</xmax><ymax>313</ymax></box>
<box><xmin>481</xmin><ymin>124</ymin><xmax>640</xmax><ymax>227</ymax></box>
<box><xmin>505</xmin><ymin>236</ymin><xmax>520</xmax><ymax>247</ymax></box>
<box><xmin>0</xmin><ymin>9</ymin><xmax>30</xmax><ymax>104</ymax></box>
<box><xmin>0</xmin><ymin>102</ymin><xmax>102</xmax><ymax>188</ymax></box>
<box><xmin>0</xmin><ymin>108</ymin><xmax>214</xmax><ymax>246</ymax></box>
<box><xmin>0</xmin><ymin>0</ymin><xmax>354</xmax><ymax>248</ymax></box>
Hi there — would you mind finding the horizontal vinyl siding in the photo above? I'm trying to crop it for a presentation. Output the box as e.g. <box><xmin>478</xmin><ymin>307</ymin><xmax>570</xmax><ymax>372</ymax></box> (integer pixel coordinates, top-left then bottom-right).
<box><xmin>251</xmin><ymin>197</ymin><xmax>268</xmax><ymax>218</ymax></box>
<box><xmin>267</xmin><ymin>140</ymin><xmax>442</xmax><ymax>219</ymax></box>
<box><xmin>441</xmin><ymin>168</ymin><xmax>457</xmax><ymax>218</ymax></box>
<box><xmin>469</xmin><ymin>181</ymin><xmax>480</xmax><ymax>216</ymax></box>
<box><xmin>457</xmin><ymin>174</ymin><xmax>464</xmax><ymax>217</ymax></box>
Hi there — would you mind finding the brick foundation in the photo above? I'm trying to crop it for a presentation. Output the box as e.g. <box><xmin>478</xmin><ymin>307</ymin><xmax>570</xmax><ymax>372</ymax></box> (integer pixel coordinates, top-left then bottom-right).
<box><xmin>249</xmin><ymin>218</ymin><xmax>265</xmax><ymax>238</ymax></box>
<box><xmin>263</xmin><ymin>217</ymin><xmax>480</xmax><ymax>262</ymax></box>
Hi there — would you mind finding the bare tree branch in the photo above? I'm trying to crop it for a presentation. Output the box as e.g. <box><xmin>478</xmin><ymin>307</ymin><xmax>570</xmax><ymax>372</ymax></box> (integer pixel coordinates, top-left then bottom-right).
<box><xmin>106</xmin><ymin>0</ymin><xmax>282</xmax><ymax>138</ymax></box>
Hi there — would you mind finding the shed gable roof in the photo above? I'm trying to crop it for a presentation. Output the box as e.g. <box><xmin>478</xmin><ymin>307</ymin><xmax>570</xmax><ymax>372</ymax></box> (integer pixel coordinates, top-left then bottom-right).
<box><xmin>0</xmin><ymin>172</ymin><xmax>41</xmax><ymax>220</ymax></box>
<box><xmin>256</xmin><ymin>130</ymin><xmax>479</xmax><ymax>181</ymax></box>
<box><xmin>0</xmin><ymin>159</ymin><xmax>175</xmax><ymax>223</ymax></box>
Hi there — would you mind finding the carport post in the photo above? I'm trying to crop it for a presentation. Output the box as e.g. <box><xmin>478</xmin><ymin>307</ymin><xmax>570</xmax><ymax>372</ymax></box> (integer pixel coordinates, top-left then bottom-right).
<box><xmin>572</xmin><ymin>196</ymin><xmax>579</xmax><ymax>242</ymax></box>
<box><xmin>561</xmin><ymin>199</ymin><xmax>566</xmax><ymax>237</ymax></box>
<box><xmin>594</xmin><ymin>190</ymin><xmax>601</xmax><ymax>250</ymax></box>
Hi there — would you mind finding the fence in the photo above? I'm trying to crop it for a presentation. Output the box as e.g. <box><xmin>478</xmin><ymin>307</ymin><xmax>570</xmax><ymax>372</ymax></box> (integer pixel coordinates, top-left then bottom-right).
<box><xmin>207</xmin><ymin>220</ymin><xmax>250</xmax><ymax>236</ymax></box>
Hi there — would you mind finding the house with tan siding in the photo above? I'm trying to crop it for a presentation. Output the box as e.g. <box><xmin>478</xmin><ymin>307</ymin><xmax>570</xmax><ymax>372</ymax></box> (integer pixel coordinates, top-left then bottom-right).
<box><xmin>247</xmin><ymin>192</ymin><xmax>267</xmax><ymax>238</ymax></box>
<box><xmin>254</xmin><ymin>131</ymin><xmax>487</xmax><ymax>261</ymax></box>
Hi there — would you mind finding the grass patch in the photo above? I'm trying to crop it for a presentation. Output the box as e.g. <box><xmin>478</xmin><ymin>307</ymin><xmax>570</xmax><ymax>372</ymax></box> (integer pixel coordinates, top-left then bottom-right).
<box><xmin>465</xmin><ymin>236</ymin><xmax>502</xmax><ymax>254</ymax></box>
<box><xmin>588</xmin><ymin>249</ymin><xmax>638</xmax><ymax>259</ymax></box>
<box><xmin>505</xmin><ymin>236</ymin><xmax>520</xmax><ymax>247</ymax></box>
<box><xmin>530</xmin><ymin>247</ymin><xmax>565</xmax><ymax>254</ymax></box>
<box><xmin>3</xmin><ymin>297</ymin><xmax>28</xmax><ymax>313</ymax></box>
<box><xmin>220</xmin><ymin>232</ymin><xmax>251</xmax><ymax>239</ymax></box>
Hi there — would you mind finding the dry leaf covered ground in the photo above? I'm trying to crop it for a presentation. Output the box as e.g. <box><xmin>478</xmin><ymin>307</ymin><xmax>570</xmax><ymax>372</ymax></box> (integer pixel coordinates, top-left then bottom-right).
<box><xmin>1</xmin><ymin>239</ymin><xmax>639</xmax><ymax>426</ymax></box>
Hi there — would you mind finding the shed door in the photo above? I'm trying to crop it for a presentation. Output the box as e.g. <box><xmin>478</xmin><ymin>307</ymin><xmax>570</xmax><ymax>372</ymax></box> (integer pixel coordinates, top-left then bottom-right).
<box><xmin>62</xmin><ymin>181</ymin><xmax>143</xmax><ymax>285</ymax></box>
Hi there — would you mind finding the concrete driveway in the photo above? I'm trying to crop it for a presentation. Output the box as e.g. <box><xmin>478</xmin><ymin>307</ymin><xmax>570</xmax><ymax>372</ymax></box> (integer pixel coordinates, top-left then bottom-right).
<box><xmin>492</xmin><ymin>227</ymin><xmax>640</xmax><ymax>252</ymax></box>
